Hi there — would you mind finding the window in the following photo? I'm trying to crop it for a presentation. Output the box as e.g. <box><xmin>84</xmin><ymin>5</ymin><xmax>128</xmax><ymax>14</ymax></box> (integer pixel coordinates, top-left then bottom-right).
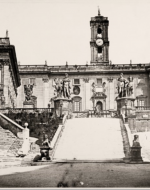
<box><xmin>74</xmin><ymin>101</ymin><xmax>80</xmax><ymax>112</ymax></box>
<box><xmin>23</xmin><ymin>78</ymin><xmax>36</xmax><ymax>86</ymax></box>
<box><xmin>29</xmin><ymin>78</ymin><xmax>36</xmax><ymax>86</ymax></box>
<box><xmin>73</xmin><ymin>96</ymin><xmax>82</xmax><ymax>112</ymax></box>
<box><xmin>97</xmin><ymin>78</ymin><xmax>102</xmax><ymax>87</ymax></box>
<box><xmin>97</xmin><ymin>26</ymin><xmax>102</xmax><ymax>34</ymax></box>
<box><xmin>74</xmin><ymin>79</ymin><xmax>80</xmax><ymax>85</ymax></box>
<box><xmin>98</xmin><ymin>47</ymin><xmax>102</xmax><ymax>53</ymax></box>
<box><xmin>139</xmin><ymin>100</ymin><xmax>144</xmax><ymax>106</ymax></box>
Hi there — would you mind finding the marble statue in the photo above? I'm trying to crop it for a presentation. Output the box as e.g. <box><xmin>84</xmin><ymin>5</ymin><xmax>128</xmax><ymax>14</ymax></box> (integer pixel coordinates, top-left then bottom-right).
<box><xmin>132</xmin><ymin>135</ymin><xmax>140</xmax><ymax>147</ymax></box>
<box><xmin>53</xmin><ymin>73</ymin><xmax>71</xmax><ymax>99</ymax></box>
<box><xmin>24</xmin><ymin>84</ymin><xmax>33</xmax><ymax>101</ymax></box>
<box><xmin>117</xmin><ymin>73</ymin><xmax>133</xmax><ymax>98</ymax></box>
<box><xmin>62</xmin><ymin>73</ymin><xmax>71</xmax><ymax>99</ymax></box>
<box><xmin>54</xmin><ymin>78</ymin><xmax>63</xmax><ymax>98</ymax></box>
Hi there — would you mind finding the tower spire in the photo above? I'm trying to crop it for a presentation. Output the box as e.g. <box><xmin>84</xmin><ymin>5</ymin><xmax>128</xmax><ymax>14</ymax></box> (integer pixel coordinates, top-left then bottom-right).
<box><xmin>98</xmin><ymin>6</ymin><xmax>100</xmax><ymax>16</ymax></box>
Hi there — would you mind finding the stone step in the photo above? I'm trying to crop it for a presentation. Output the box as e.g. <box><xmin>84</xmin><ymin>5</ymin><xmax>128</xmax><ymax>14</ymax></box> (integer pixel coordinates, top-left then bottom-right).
<box><xmin>53</xmin><ymin>118</ymin><xmax>125</xmax><ymax>161</ymax></box>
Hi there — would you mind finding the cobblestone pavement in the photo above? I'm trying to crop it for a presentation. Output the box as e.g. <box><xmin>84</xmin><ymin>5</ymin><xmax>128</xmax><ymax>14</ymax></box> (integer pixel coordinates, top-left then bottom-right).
<box><xmin>0</xmin><ymin>163</ymin><xmax>150</xmax><ymax>187</ymax></box>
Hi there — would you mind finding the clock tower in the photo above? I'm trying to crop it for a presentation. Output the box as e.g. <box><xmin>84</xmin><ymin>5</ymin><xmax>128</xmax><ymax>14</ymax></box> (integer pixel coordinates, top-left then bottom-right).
<box><xmin>90</xmin><ymin>8</ymin><xmax>109</xmax><ymax>64</ymax></box>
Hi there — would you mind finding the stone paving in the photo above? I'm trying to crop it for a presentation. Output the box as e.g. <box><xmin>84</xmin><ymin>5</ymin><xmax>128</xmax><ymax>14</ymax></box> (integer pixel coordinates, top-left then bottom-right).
<box><xmin>0</xmin><ymin>163</ymin><xmax>150</xmax><ymax>187</ymax></box>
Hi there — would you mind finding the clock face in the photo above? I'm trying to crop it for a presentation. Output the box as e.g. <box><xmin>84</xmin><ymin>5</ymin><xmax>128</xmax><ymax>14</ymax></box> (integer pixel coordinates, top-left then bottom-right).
<box><xmin>96</xmin><ymin>39</ymin><xmax>103</xmax><ymax>46</ymax></box>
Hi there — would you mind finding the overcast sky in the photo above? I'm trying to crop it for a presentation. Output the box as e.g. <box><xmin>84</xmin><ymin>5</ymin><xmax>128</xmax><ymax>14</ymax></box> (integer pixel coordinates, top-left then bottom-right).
<box><xmin>0</xmin><ymin>0</ymin><xmax>150</xmax><ymax>66</ymax></box>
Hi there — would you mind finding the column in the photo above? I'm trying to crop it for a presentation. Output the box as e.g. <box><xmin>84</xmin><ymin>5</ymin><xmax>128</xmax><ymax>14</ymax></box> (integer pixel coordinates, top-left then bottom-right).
<box><xmin>42</xmin><ymin>78</ymin><xmax>50</xmax><ymax>108</ymax></box>
<box><xmin>83</xmin><ymin>78</ymin><xmax>90</xmax><ymax>110</ymax></box>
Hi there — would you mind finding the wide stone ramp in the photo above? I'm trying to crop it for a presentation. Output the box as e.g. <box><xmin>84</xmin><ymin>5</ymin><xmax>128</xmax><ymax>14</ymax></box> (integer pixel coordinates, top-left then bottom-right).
<box><xmin>53</xmin><ymin>118</ymin><xmax>124</xmax><ymax>161</ymax></box>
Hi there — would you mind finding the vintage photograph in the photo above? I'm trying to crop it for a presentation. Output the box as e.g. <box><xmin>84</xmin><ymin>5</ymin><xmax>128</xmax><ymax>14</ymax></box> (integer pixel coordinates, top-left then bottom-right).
<box><xmin>0</xmin><ymin>0</ymin><xmax>150</xmax><ymax>188</ymax></box>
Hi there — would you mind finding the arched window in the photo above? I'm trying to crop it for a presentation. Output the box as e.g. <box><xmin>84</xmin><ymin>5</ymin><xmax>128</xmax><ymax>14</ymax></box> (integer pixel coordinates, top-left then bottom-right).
<box><xmin>97</xmin><ymin>26</ymin><xmax>102</xmax><ymax>34</ymax></box>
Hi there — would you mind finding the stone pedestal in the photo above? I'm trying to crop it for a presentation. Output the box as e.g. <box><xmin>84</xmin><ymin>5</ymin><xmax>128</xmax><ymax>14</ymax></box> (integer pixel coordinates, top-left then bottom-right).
<box><xmin>54</xmin><ymin>98</ymin><xmax>72</xmax><ymax>118</ymax></box>
<box><xmin>116</xmin><ymin>97</ymin><xmax>135</xmax><ymax>116</ymax></box>
<box><xmin>40</xmin><ymin>146</ymin><xmax>51</xmax><ymax>161</ymax></box>
<box><xmin>130</xmin><ymin>146</ymin><xmax>143</xmax><ymax>164</ymax></box>
<box><xmin>23</xmin><ymin>101</ymin><xmax>34</xmax><ymax>108</ymax></box>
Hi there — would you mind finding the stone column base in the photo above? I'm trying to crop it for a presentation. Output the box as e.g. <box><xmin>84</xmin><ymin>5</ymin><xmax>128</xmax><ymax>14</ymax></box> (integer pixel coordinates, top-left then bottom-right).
<box><xmin>130</xmin><ymin>146</ymin><xmax>143</xmax><ymax>164</ymax></box>
<box><xmin>54</xmin><ymin>98</ymin><xmax>72</xmax><ymax>118</ymax></box>
<box><xmin>116</xmin><ymin>97</ymin><xmax>135</xmax><ymax>116</ymax></box>
<box><xmin>23</xmin><ymin>101</ymin><xmax>34</xmax><ymax>108</ymax></box>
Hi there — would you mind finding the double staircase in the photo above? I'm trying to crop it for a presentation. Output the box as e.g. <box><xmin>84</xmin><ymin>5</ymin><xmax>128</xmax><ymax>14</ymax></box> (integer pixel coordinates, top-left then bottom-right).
<box><xmin>53</xmin><ymin>118</ymin><xmax>125</xmax><ymax>162</ymax></box>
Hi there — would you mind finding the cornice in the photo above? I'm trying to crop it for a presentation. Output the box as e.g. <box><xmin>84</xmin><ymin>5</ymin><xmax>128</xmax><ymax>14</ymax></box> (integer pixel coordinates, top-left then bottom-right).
<box><xmin>0</xmin><ymin>46</ymin><xmax>20</xmax><ymax>88</ymax></box>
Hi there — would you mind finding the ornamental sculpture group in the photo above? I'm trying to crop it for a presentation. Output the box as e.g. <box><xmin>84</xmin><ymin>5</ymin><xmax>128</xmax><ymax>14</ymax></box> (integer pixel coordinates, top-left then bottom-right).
<box><xmin>116</xmin><ymin>73</ymin><xmax>133</xmax><ymax>98</ymax></box>
<box><xmin>24</xmin><ymin>84</ymin><xmax>34</xmax><ymax>101</ymax></box>
<box><xmin>53</xmin><ymin>73</ymin><xmax>71</xmax><ymax>99</ymax></box>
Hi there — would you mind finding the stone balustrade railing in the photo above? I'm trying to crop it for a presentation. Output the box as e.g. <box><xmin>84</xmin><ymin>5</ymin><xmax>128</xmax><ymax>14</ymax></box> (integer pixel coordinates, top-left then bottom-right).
<box><xmin>0</xmin><ymin>112</ymin><xmax>24</xmax><ymax>137</ymax></box>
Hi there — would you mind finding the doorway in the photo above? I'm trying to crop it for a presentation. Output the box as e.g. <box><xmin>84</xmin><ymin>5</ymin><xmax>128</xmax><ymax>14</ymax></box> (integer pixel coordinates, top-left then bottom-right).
<box><xmin>96</xmin><ymin>101</ymin><xmax>103</xmax><ymax>112</ymax></box>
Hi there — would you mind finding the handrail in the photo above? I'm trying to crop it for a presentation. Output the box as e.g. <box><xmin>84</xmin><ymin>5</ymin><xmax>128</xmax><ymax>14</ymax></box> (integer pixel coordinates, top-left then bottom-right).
<box><xmin>50</xmin><ymin>114</ymin><xmax>67</xmax><ymax>160</ymax></box>
<box><xmin>0</xmin><ymin>112</ymin><xmax>23</xmax><ymax>137</ymax></box>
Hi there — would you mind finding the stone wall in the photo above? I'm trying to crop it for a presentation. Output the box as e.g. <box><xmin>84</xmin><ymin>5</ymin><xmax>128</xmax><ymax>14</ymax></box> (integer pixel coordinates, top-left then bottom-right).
<box><xmin>128</xmin><ymin>110</ymin><xmax>150</xmax><ymax>133</ymax></box>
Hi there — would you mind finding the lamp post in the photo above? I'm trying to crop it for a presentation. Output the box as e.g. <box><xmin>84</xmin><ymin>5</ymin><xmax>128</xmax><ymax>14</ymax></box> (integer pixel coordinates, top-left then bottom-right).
<box><xmin>125</xmin><ymin>99</ymin><xmax>128</xmax><ymax>123</ymax></box>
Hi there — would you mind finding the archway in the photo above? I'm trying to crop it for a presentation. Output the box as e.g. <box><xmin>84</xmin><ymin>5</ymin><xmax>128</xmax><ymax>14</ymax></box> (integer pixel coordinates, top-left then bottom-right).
<box><xmin>96</xmin><ymin>101</ymin><xmax>103</xmax><ymax>112</ymax></box>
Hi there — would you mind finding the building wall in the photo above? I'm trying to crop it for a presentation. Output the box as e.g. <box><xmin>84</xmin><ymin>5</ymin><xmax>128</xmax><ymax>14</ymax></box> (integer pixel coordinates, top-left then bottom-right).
<box><xmin>17</xmin><ymin>71</ymin><xmax>150</xmax><ymax>111</ymax></box>
<box><xmin>4</xmin><ymin>65</ymin><xmax>16</xmax><ymax>108</ymax></box>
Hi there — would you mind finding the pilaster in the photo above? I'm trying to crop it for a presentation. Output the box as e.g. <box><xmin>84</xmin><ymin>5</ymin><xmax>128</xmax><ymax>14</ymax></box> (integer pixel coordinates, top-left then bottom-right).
<box><xmin>43</xmin><ymin>78</ymin><xmax>50</xmax><ymax>108</ymax></box>
<box><xmin>107</xmin><ymin>77</ymin><xmax>114</xmax><ymax>110</ymax></box>
<box><xmin>83</xmin><ymin>78</ymin><xmax>90</xmax><ymax>110</ymax></box>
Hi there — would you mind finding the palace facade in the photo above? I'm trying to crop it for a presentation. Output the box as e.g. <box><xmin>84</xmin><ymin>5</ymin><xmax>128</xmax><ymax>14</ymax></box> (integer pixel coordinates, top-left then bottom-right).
<box><xmin>0</xmin><ymin>37</ymin><xmax>20</xmax><ymax>108</ymax></box>
<box><xmin>0</xmin><ymin>11</ymin><xmax>150</xmax><ymax>111</ymax></box>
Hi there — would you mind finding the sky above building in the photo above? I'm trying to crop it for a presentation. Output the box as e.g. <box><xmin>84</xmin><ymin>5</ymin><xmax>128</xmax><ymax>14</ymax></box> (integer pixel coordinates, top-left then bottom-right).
<box><xmin>0</xmin><ymin>0</ymin><xmax>150</xmax><ymax>66</ymax></box>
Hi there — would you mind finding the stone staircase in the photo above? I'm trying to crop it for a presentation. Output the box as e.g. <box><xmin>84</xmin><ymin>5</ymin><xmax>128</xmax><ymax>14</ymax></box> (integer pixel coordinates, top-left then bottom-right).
<box><xmin>0</xmin><ymin>126</ymin><xmax>24</xmax><ymax>168</ymax></box>
<box><xmin>119</xmin><ymin>118</ymin><xmax>131</xmax><ymax>161</ymax></box>
<box><xmin>0</xmin><ymin>125</ymin><xmax>41</xmax><ymax>168</ymax></box>
<box><xmin>53</xmin><ymin>118</ymin><xmax>125</xmax><ymax>161</ymax></box>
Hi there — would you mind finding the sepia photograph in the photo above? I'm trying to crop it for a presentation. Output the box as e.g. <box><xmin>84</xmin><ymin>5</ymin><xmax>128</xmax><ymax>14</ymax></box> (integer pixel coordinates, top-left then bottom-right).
<box><xmin>0</xmin><ymin>0</ymin><xmax>150</xmax><ymax>188</ymax></box>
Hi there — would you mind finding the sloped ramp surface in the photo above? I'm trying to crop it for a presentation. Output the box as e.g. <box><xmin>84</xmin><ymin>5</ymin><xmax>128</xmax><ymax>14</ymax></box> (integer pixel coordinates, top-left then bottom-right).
<box><xmin>53</xmin><ymin>118</ymin><xmax>124</xmax><ymax>161</ymax></box>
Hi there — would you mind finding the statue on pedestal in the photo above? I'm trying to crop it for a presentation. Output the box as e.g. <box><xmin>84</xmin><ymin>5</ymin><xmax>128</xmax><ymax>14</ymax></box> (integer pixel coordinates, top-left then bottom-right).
<box><xmin>24</xmin><ymin>84</ymin><xmax>34</xmax><ymax>101</ymax></box>
<box><xmin>132</xmin><ymin>135</ymin><xmax>140</xmax><ymax>147</ymax></box>
<box><xmin>40</xmin><ymin>134</ymin><xmax>52</xmax><ymax>161</ymax></box>
<box><xmin>62</xmin><ymin>73</ymin><xmax>71</xmax><ymax>99</ymax></box>
<box><xmin>116</xmin><ymin>73</ymin><xmax>133</xmax><ymax>98</ymax></box>
<box><xmin>54</xmin><ymin>78</ymin><xmax>63</xmax><ymax>98</ymax></box>
<box><xmin>53</xmin><ymin>73</ymin><xmax>71</xmax><ymax>99</ymax></box>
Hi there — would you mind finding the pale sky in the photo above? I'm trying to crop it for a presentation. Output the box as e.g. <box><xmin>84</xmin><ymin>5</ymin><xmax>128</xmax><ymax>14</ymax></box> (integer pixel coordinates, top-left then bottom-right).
<box><xmin>0</xmin><ymin>0</ymin><xmax>150</xmax><ymax>66</ymax></box>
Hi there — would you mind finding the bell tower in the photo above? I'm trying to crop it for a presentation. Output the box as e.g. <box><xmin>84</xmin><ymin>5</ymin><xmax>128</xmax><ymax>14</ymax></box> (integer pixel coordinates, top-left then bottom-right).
<box><xmin>90</xmin><ymin>8</ymin><xmax>109</xmax><ymax>64</ymax></box>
